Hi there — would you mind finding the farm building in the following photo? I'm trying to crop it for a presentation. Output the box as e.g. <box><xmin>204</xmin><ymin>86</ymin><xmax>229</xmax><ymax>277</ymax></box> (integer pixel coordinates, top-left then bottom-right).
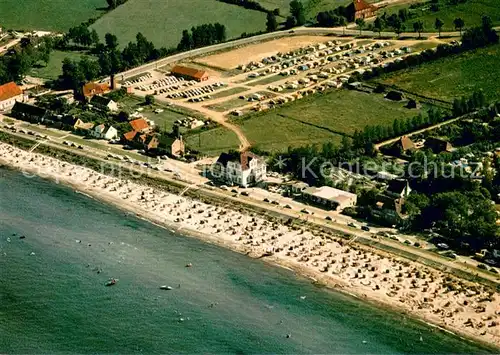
<box><xmin>0</xmin><ymin>82</ymin><xmax>24</xmax><ymax>111</ymax></box>
<box><xmin>171</xmin><ymin>65</ymin><xmax>209</xmax><ymax>82</ymax></box>
<box><xmin>347</xmin><ymin>0</ymin><xmax>376</xmax><ymax>21</ymax></box>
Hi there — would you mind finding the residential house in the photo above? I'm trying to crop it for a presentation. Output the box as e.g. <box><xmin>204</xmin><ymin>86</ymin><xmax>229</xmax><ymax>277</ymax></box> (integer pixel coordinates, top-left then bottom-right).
<box><xmin>11</xmin><ymin>102</ymin><xmax>48</xmax><ymax>123</ymax></box>
<box><xmin>300</xmin><ymin>185</ymin><xmax>358</xmax><ymax>211</ymax></box>
<box><xmin>385</xmin><ymin>179</ymin><xmax>411</xmax><ymax>199</ymax></box>
<box><xmin>424</xmin><ymin>137</ymin><xmax>453</xmax><ymax>154</ymax></box>
<box><xmin>91</xmin><ymin>124</ymin><xmax>118</xmax><ymax>140</ymax></box>
<box><xmin>90</xmin><ymin>95</ymin><xmax>118</xmax><ymax>112</ymax></box>
<box><xmin>91</xmin><ymin>124</ymin><xmax>107</xmax><ymax>138</ymax></box>
<box><xmin>171</xmin><ymin>65</ymin><xmax>209</xmax><ymax>82</ymax></box>
<box><xmin>129</xmin><ymin>118</ymin><xmax>150</xmax><ymax>133</ymax></box>
<box><xmin>122</xmin><ymin>130</ymin><xmax>138</xmax><ymax>144</ymax></box>
<box><xmin>82</xmin><ymin>82</ymin><xmax>110</xmax><ymax>100</ymax></box>
<box><xmin>73</xmin><ymin>118</ymin><xmax>95</xmax><ymax>132</ymax></box>
<box><xmin>371</xmin><ymin>195</ymin><xmax>409</xmax><ymax>227</ymax></box>
<box><xmin>0</xmin><ymin>82</ymin><xmax>24</xmax><ymax>111</ymax></box>
<box><xmin>212</xmin><ymin>151</ymin><xmax>266</xmax><ymax>187</ymax></box>
<box><xmin>103</xmin><ymin>126</ymin><xmax>118</xmax><ymax>140</ymax></box>
<box><xmin>347</xmin><ymin>0</ymin><xmax>376</xmax><ymax>21</ymax></box>
<box><xmin>388</xmin><ymin>135</ymin><xmax>415</xmax><ymax>155</ymax></box>
<box><xmin>157</xmin><ymin>135</ymin><xmax>185</xmax><ymax>157</ymax></box>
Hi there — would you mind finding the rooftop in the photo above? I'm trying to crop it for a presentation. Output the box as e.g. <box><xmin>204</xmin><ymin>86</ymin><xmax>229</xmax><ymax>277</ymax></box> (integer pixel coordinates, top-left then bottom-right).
<box><xmin>303</xmin><ymin>186</ymin><xmax>357</xmax><ymax>201</ymax></box>
<box><xmin>0</xmin><ymin>82</ymin><xmax>22</xmax><ymax>102</ymax></box>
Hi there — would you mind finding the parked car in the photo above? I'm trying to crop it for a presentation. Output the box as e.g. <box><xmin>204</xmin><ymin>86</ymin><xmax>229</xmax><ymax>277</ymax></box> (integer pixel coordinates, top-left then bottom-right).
<box><xmin>361</xmin><ymin>226</ymin><xmax>370</xmax><ymax>232</ymax></box>
<box><xmin>437</xmin><ymin>243</ymin><xmax>450</xmax><ymax>250</ymax></box>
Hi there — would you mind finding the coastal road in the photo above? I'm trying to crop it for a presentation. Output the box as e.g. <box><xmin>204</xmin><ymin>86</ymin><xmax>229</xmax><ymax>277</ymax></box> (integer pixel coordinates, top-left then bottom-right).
<box><xmin>1</xmin><ymin>125</ymin><xmax>499</xmax><ymax>288</ymax></box>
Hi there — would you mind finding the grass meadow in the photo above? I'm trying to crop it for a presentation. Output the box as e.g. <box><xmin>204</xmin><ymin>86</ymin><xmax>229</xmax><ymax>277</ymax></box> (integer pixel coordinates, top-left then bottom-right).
<box><xmin>91</xmin><ymin>0</ymin><xmax>267</xmax><ymax>49</ymax></box>
<box><xmin>0</xmin><ymin>0</ymin><xmax>106</xmax><ymax>31</ymax></box>
<box><xmin>383</xmin><ymin>0</ymin><xmax>500</xmax><ymax>32</ymax></box>
<box><xmin>187</xmin><ymin>88</ymin><xmax>422</xmax><ymax>155</ymax></box>
<box><xmin>378</xmin><ymin>44</ymin><xmax>500</xmax><ymax>103</ymax></box>
<box><xmin>29</xmin><ymin>51</ymin><xmax>86</xmax><ymax>80</ymax></box>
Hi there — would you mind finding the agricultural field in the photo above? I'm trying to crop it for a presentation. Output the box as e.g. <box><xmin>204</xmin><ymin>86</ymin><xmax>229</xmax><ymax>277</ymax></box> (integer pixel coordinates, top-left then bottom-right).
<box><xmin>29</xmin><ymin>51</ymin><xmax>86</xmax><ymax>80</ymax></box>
<box><xmin>189</xmin><ymin>88</ymin><xmax>423</xmax><ymax>154</ymax></box>
<box><xmin>0</xmin><ymin>0</ymin><xmax>106</xmax><ymax>31</ymax></box>
<box><xmin>377</xmin><ymin>44</ymin><xmax>500</xmax><ymax>102</ymax></box>
<box><xmin>383</xmin><ymin>0</ymin><xmax>500</xmax><ymax>32</ymax></box>
<box><xmin>91</xmin><ymin>0</ymin><xmax>267</xmax><ymax>49</ymax></box>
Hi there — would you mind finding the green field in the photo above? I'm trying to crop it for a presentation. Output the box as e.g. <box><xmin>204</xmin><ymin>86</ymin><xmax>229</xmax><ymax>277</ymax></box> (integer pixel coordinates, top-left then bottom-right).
<box><xmin>190</xmin><ymin>88</ymin><xmax>423</xmax><ymax>154</ymax></box>
<box><xmin>0</xmin><ymin>0</ymin><xmax>106</xmax><ymax>31</ymax></box>
<box><xmin>185</xmin><ymin>127</ymin><xmax>241</xmax><ymax>155</ymax></box>
<box><xmin>385</xmin><ymin>0</ymin><xmax>500</xmax><ymax>32</ymax></box>
<box><xmin>91</xmin><ymin>0</ymin><xmax>267</xmax><ymax>49</ymax></box>
<box><xmin>378</xmin><ymin>44</ymin><xmax>500</xmax><ymax>102</ymax></box>
<box><xmin>29</xmin><ymin>51</ymin><xmax>86</xmax><ymax>80</ymax></box>
<box><xmin>118</xmin><ymin>96</ymin><xmax>186</xmax><ymax>132</ymax></box>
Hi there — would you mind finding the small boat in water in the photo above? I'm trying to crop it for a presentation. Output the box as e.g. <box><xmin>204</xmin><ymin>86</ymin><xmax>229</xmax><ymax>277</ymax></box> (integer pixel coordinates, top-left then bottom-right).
<box><xmin>160</xmin><ymin>285</ymin><xmax>173</xmax><ymax>290</ymax></box>
<box><xmin>105</xmin><ymin>278</ymin><xmax>117</xmax><ymax>286</ymax></box>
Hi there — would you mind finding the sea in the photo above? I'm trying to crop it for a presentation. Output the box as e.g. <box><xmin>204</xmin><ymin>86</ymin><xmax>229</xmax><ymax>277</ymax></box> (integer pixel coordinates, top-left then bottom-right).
<box><xmin>0</xmin><ymin>166</ymin><xmax>496</xmax><ymax>354</ymax></box>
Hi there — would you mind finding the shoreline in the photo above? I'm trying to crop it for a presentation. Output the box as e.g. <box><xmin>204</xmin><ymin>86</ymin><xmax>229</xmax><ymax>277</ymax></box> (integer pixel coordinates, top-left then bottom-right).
<box><xmin>1</xmin><ymin>142</ymin><xmax>499</xmax><ymax>351</ymax></box>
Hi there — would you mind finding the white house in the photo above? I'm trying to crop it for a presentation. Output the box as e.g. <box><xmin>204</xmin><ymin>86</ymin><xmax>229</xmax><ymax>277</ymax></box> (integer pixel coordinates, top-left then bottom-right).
<box><xmin>90</xmin><ymin>95</ymin><xmax>118</xmax><ymax>112</ymax></box>
<box><xmin>212</xmin><ymin>151</ymin><xmax>266</xmax><ymax>187</ymax></box>
<box><xmin>0</xmin><ymin>82</ymin><xmax>24</xmax><ymax>111</ymax></box>
<box><xmin>91</xmin><ymin>124</ymin><xmax>118</xmax><ymax>140</ymax></box>
<box><xmin>103</xmin><ymin>126</ymin><xmax>118</xmax><ymax>140</ymax></box>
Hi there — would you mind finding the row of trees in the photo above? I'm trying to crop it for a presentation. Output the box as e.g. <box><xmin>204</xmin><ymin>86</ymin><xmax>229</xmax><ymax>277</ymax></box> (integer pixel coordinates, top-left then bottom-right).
<box><xmin>285</xmin><ymin>0</ymin><xmax>306</xmax><ymax>28</ymax></box>
<box><xmin>352</xmin><ymin>107</ymin><xmax>446</xmax><ymax>149</ymax></box>
<box><xmin>177</xmin><ymin>23</ymin><xmax>227</xmax><ymax>51</ymax></box>
<box><xmin>59</xmin><ymin>32</ymin><xmax>168</xmax><ymax>90</ymax></box>
<box><xmin>452</xmin><ymin>91</ymin><xmax>486</xmax><ymax>116</ymax></box>
<box><xmin>217</xmin><ymin>0</ymin><xmax>271</xmax><ymax>14</ymax></box>
<box><xmin>105</xmin><ymin>0</ymin><xmax>128</xmax><ymax>9</ymax></box>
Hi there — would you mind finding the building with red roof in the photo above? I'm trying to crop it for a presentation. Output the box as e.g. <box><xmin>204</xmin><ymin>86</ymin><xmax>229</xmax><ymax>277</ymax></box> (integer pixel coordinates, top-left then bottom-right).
<box><xmin>171</xmin><ymin>65</ymin><xmax>209</xmax><ymax>82</ymax></box>
<box><xmin>347</xmin><ymin>0</ymin><xmax>376</xmax><ymax>21</ymax></box>
<box><xmin>129</xmin><ymin>118</ymin><xmax>150</xmax><ymax>133</ymax></box>
<box><xmin>0</xmin><ymin>82</ymin><xmax>24</xmax><ymax>111</ymax></box>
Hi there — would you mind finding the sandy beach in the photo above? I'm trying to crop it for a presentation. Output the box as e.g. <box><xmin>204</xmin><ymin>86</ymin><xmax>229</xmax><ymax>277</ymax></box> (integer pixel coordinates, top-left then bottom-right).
<box><xmin>1</xmin><ymin>142</ymin><xmax>499</xmax><ymax>348</ymax></box>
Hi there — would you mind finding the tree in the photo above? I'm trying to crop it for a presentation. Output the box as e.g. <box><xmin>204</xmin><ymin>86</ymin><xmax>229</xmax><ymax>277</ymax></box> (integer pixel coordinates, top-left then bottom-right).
<box><xmin>285</xmin><ymin>15</ymin><xmax>296</xmax><ymax>28</ymax></box>
<box><xmin>90</xmin><ymin>29</ymin><xmax>100</xmax><ymax>47</ymax></box>
<box><xmin>145</xmin><ymin>94</ymin><xmax>155</xmax><ymax>105</ymax></box>
<box><xmin>105</xmin><ymin>33</ymin><xmax>118</xmax><ymax>50</ymax></box>
<box><xmin>339</xmin><ymin>17</ymin><xmax>347</xmax><ymax>35</ymax></box>
<box><xmin>373</xmin><ymin>17</ymin><xmax>383</xmax><ymax>37</ymax></box>
<box><xmin>290</xmin><ymin>0</ymin><xmax>305</xmax><ymax>26</ymax></box>
<box><xmin>392</xmin><ymin>18</ymin><xmax>404</xmax><ymax>37</ymax></box>
<box><xmin>78</xmin><ymin>56</ymin><xmax>100</xmax><ymax>81</ymax></box>
<box><xmin>434</xmin><ymin>18</ymin><xmax>444</xmax><ymax>37</ymax></box>
<box><xmin>266</xmin><ymin>12</ymin><xmax>278</xmax><ymax>32</ymax></box>
<box><xmin>453</xmin><ymin>17</ymin><xmax>464</xmax><ymax>35</ymax></box>
<box><xmin>355</xmin><ymin>18</ymin><xmax>365</xmax><ymax>35</ymax></box>
<box><xmin>106</xmin><ymin>0</ymin><xmax>117</xmax><ymax>9</ymax></box>
<box><xmin>177</xmin><ymin>30</ymin><xmax>193</xmax><ymax>51</ymax></box>
<box><xmin>273</xmin><ymin>8</ymin><xmax>280</xmax><ymax>16</ymax></box>
<box><xmin>398</xmin><ymin>8</ymin><xmax>408</xmax><ymax>22</ymax></box>
<box><xmin>413</xmin><ymin>20</ymin><xmax>424</xmax><ymax>39</ymax></box>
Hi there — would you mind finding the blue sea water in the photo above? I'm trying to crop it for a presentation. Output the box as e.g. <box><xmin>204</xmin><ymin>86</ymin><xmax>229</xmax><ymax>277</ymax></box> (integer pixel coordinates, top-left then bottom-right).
<box><xmin>0</xmin><ymin>167</ymin><xmax>496</xmax><ymax>353</ymax></box>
